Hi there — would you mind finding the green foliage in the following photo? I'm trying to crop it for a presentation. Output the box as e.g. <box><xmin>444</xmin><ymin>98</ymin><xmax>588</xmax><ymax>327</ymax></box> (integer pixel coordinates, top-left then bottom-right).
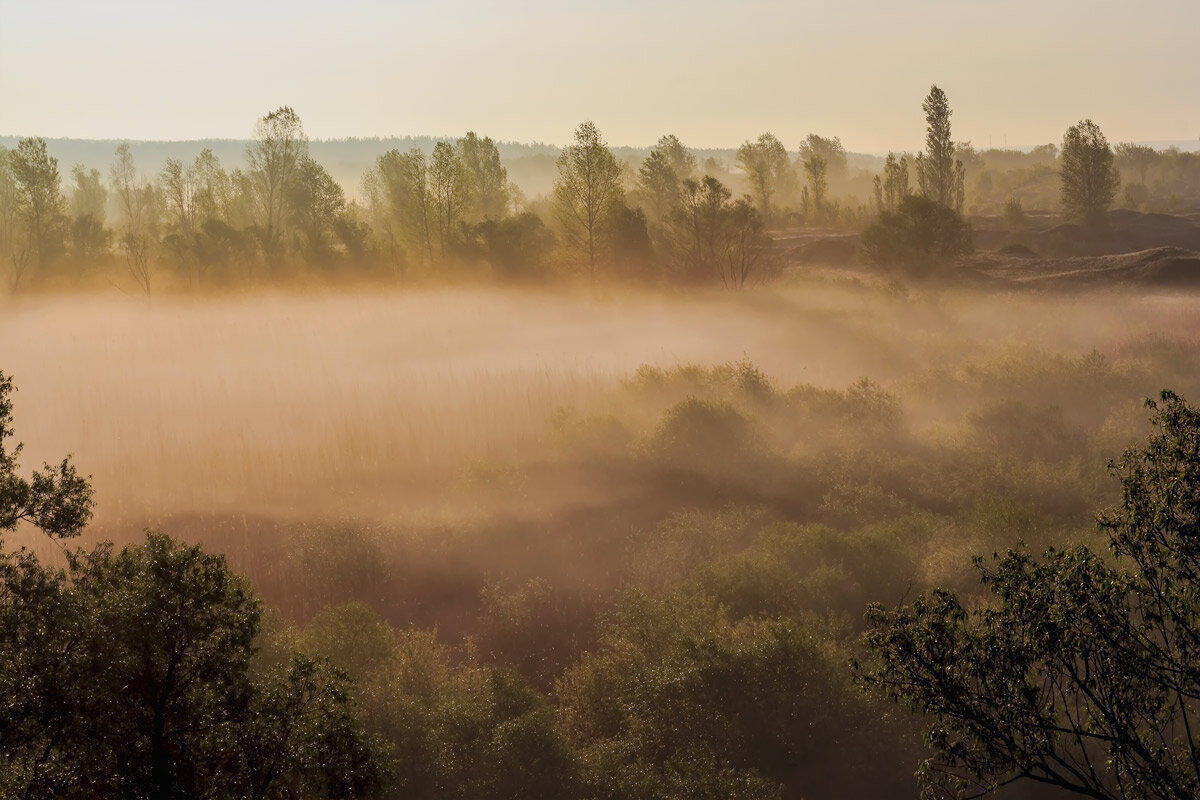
<box><xmin>0</xmin><ymin>373</ymin><xmax>386</xmax><ymax>798</ymax></box>
<box><xmin>557</xmin><ymin>591</ymin><xmax>895</xmax><ymax>799</ymax></box>
<box><xmin>1061</xmin><ymin>119</ymin><xmax>1120</xmax><ymax>225</ymax></box>
<box><xmin>0</xmin><ymin>533</ymin><xmax>388</xmax><ymax>800</ymax></box>
<box><xmin>861</xmin><ymin>194</ymin><xmax>973</xmax><ymax>274</ymax></box>
<box><xmin>289</xmin><ymin>605</ymin><xmax>582</xmax><ymax>800</ymax></box>
<box><xmin>858</xmin><ymin>390</ymin><xmax>1200</xmax><ymax>800</ymax></box>
<box><xmin>694</xmin><ymin>519</ymin><xmax>922</xmax><ymax>626</ymax></box>
<box><xmin>641</xmin><ymin>397</ymin><xmax>760</xmax><ymax>467</ymax></box>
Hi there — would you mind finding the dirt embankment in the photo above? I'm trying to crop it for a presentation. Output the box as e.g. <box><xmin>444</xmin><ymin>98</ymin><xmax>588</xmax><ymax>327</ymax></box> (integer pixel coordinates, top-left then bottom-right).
<box><xmin>778</xmin><ymin>209</ymin><xmax>1200</xmax><ymax>289</ymax></box>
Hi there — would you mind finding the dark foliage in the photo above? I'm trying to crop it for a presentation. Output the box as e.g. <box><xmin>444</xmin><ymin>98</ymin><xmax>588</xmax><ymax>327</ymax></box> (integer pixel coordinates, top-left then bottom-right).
<box><xmin>858</xmin><ymin>391</ymin><xmax>1200</xmax><ymax>800</ymax></box>
<box><xmin>861</xmin><ymin>195</ymin><xmax>973</xmax><ymax>275</ymax></box>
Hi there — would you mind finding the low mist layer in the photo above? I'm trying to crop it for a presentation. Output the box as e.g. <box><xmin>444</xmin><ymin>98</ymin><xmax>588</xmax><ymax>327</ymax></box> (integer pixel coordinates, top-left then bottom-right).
<box><xmin>3</xmin><ymin>282</ymin><xmax>1195</xmax><ymax>530</ymax></box>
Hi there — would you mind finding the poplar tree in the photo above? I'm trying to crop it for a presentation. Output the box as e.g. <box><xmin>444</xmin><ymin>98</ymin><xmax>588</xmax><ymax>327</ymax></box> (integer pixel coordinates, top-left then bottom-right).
<box><xmin>916</xmin><ymin>86</ymin><xmax>956</xmax><ymax>207</ymax></box>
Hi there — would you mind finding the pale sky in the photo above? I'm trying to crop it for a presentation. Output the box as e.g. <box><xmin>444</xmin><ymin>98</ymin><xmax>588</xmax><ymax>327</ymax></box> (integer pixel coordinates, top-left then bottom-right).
<box><xmin>2</xmin><ymin>0</ymin><xmax>1197</xmax><ymax>152</ymax></box>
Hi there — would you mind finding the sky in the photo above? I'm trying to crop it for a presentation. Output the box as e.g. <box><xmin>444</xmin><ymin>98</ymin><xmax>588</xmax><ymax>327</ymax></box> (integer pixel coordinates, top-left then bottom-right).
<box><xmin>2</xmin><ymin>0</ymin><xmax>1198</xmax><ymax>152</ymax></box>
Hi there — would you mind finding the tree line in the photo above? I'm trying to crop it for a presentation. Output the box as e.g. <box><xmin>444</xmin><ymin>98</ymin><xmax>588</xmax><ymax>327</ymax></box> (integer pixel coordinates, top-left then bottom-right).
<box><xmin>2</xmin><ymin>92</ymin><xmax>1194</xmax><ymax>293</ymax></box>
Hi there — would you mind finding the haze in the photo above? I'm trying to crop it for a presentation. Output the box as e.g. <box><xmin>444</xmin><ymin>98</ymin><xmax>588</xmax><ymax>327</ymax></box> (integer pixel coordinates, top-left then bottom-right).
<box><xmin>7</xmin><ymin>4</ymin><xmax>1200</xmax><ymax>797</ymax></box>
<box><xmin>3</xmin><ymin>0</ymin><xmax>1198</xmax><ymax>149</ymax></box>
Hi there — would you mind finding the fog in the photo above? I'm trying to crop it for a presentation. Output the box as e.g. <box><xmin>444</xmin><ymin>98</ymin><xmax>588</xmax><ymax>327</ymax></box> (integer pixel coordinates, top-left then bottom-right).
<box><xmin>3</xmin><ymin>282</ymin><xmax>1192</xmax><ymax>529</ymax></box>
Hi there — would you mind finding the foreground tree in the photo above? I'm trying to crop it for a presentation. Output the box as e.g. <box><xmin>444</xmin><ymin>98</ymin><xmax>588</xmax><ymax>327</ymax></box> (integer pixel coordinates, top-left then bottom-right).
<box><xmin>1061</xmin><ymin>119</ymin><xmax>1120</xmax><ymax>225</ymax></box>
<box><xmin>553</xmin><ymin>121</ymin><xmax>623</xmax><ymax>275</ymax></box>
<box><xmin>859</xmin><ymin>390</ymin><xmax>1200</xmax><ymax>800</ymax></box>
<box><xmin>0</xmin><ymin>371</ymin><xmax>388</xmax><ymax>799</ymax></box>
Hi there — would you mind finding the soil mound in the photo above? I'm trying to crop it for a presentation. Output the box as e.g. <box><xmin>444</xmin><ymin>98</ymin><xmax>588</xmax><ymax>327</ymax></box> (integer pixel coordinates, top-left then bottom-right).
<box><xmin>995</xmin><ymin>243</ymin><xmax>1038</xmax><ymax>258</ymax></box>
<box><xmin>1125</xmin><ymin>247</ymin><xmax>1200</xmax><ymax>287</ymax></box>
<box><xmin>1033</xmin><ymin>211</ymin><xmax>1200</xmax><ymax>257</ymax></box>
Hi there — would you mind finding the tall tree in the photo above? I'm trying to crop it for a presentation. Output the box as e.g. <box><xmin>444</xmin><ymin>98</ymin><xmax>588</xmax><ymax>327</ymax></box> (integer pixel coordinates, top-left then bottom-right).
<box><xmin>457</xmin><ymin>132</ymin><xmax>509</xmax><ymax>222</ymax></box>
<box><xmin>1061</xmin><ymin>120</ymin><xmax>1121</xmax><ymax>225</ymax></box>
<box><xmin>803</xmin><ymin>154</ymin><xmax>829</xmax><ymax>222</ymax></box>
<box><xmin>110</xmin><ymin>143</ymin><xmax>159</xmax><ymax>294</ymax></box>
<box><xmin>736</xmin><ymin>133</ymin><xmax>790</xmax><ymax>221</ymax></box>
<box><xmin>429</xmin><ymin>141</ymin><xmax>468</xmax><ymax>260</ymax></box>
<box><xmin>10</xmin><ymin>137</ymin><xmax>66</xmax><ymax>278</ymax></box>
<box><xmin>916</xmin><ymin>86</ymin><xmax>956</xmax><ymax>207</ymax></box>
<box><xmin>553</xmin><ymin>121</ymin><xmax>623</xmax><ymax>275</ymax></box>
<box><xmin>247</xmin><ymin>106</ymin><xmax>307</xmax><ymax>264</ymax></box>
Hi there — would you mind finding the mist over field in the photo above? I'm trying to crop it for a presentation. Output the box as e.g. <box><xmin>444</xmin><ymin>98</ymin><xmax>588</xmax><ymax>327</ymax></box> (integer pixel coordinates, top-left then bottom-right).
<box><xmin>6</xmin><ymin>0</ymin><xmax>1200</xmax><ymax>792</ymax></box>
<box><xmin>3</xmin><ymin>283</ymin><xmax>1189</xmax><ymax>530</ymax></box>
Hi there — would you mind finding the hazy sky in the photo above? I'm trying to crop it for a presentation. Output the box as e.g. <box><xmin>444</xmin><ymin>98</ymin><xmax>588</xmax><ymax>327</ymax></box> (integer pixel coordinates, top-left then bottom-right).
<box><xmin>2</xmin><ymin>0</ymin><xmax>1197</xmax><ymax>151</ymax></box>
